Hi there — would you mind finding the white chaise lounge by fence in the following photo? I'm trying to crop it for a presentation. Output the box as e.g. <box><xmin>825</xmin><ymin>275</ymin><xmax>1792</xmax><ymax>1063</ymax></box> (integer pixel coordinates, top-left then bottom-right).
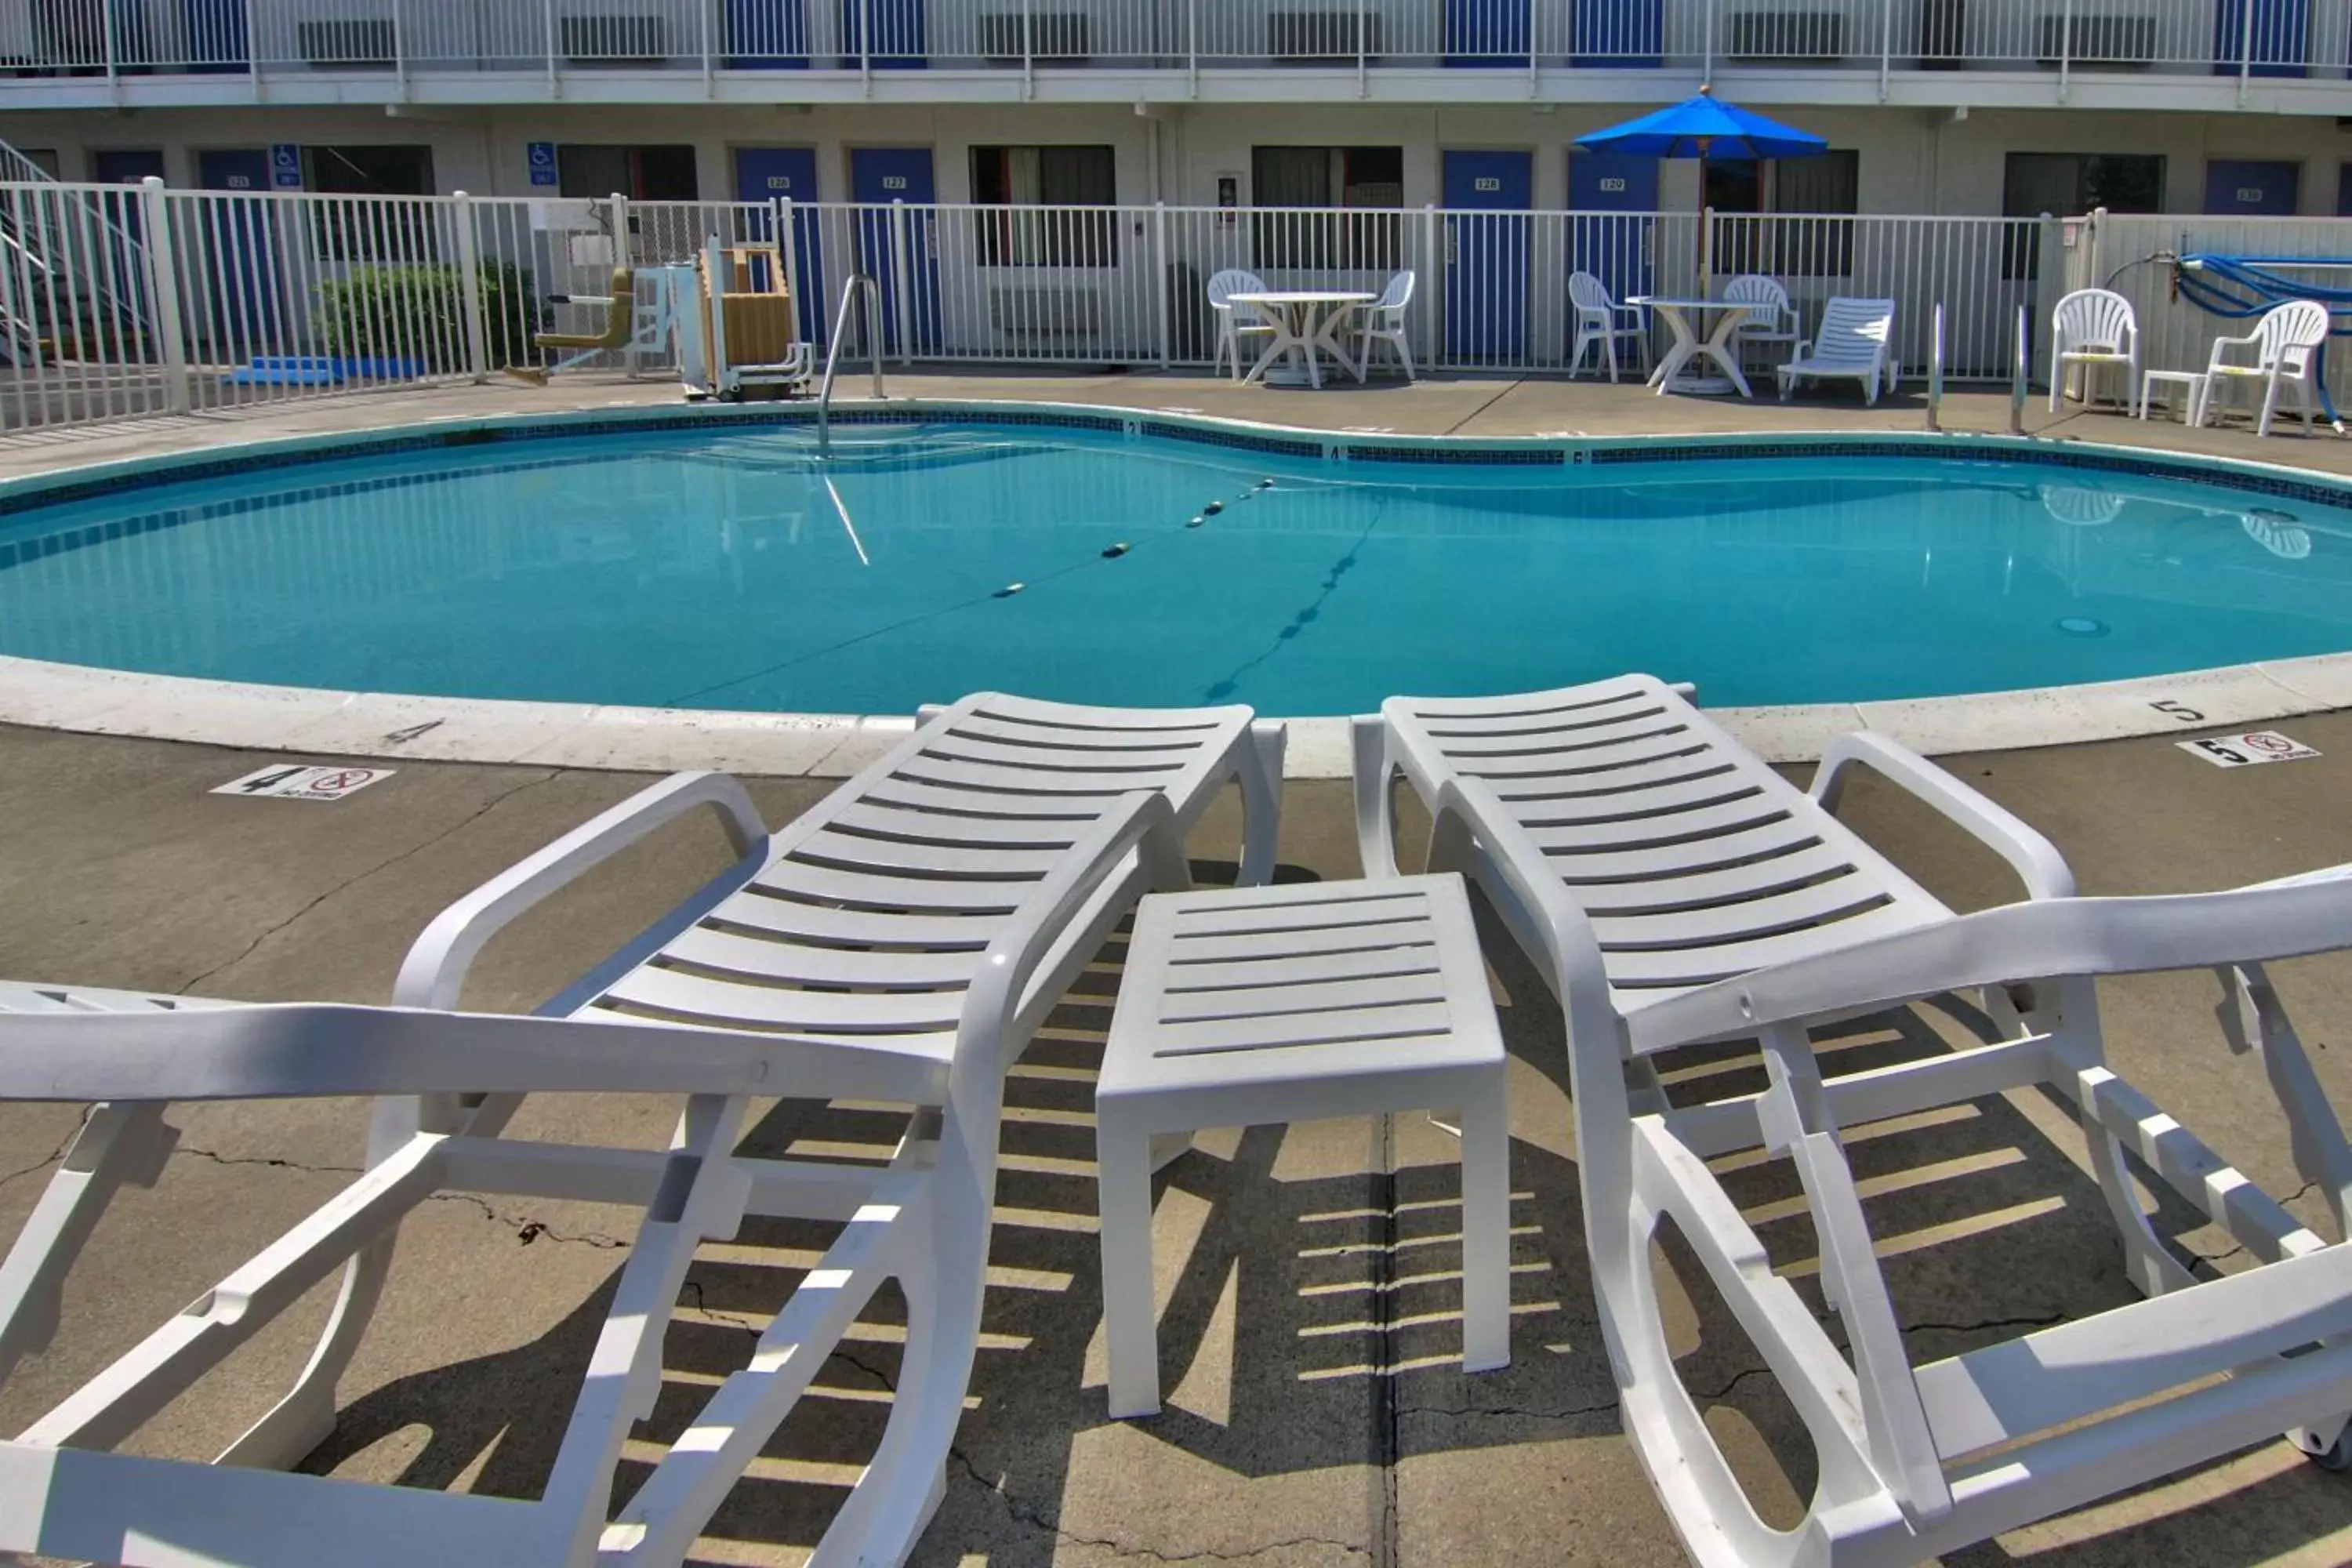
<box><xmin>1777</xmin><ymin>296</ymin><xmax>1899</xmax><ymax>405</ymax></box>
<box><xmin>0</xmin><ymin>691</ymin><xmax>1286</xmax><ymax>1568</ymax></box>
<box><xmin>1356</xmin><ymin>674</ymin><xmax>2352</xmax><ymax>1566</ymax></box>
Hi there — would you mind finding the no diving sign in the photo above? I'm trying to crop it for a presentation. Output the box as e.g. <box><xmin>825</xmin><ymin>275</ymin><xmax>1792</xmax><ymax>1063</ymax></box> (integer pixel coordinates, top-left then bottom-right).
<box><xmin>214</xmin><ymin>764</ymin><xmax>394</xmax><ymax>801</ymax></box>
<box><xmin>2180</xmin><ymin>731</ymin><xmax>2322</xmax><ymax>768</ymax></box>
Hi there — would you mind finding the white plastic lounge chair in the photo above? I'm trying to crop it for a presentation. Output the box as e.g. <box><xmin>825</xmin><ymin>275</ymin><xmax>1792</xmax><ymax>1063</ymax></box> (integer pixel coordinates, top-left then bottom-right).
<box><xmin>0</xmin><ymin>691</ymin><xmax>1285</xmax><ymax>1568</ymax></box>
<box><xmin>1569</xmin><ymin>270</ymin><xmax>1649</xmax><ymax>383</ymax></box>
<box><xmin>1358</xmin><ymin>270</ymin><xmax>1417</xmax><ymax>381</ymax></box>
<box><xmin>2198</xmin><ymin>297</ymin><xmax>2331</xmax><ymax>437</ymax></box>
<box><xmin>1777</xmin><ymin>296</ymin><xmax>1898</xmax><ymax>406</ymax></box>
<box><xmin>1721</xmin><ymin>273</ymin><xmax>1798</xmax><ymax>368</ymax></box>
<box><xmin>1207</xmin><ymin>268</ymin><xmax>1275</xmax><ymax>382</ymax></box>
<box><xmin>2049</xmin><ymin>286</ymin><xmax>2139</xmax><ymax>412</ymax></box>
<box><xmin>1359</xmin><ymin>676</ymin><xmax>2352</xmax><ymax>1566</ymax></box>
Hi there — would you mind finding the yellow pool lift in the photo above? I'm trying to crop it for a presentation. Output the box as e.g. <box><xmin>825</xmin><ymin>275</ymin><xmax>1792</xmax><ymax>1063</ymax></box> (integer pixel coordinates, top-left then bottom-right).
<box><xmin>679</xmin><ymin>236</ymin><xmax>816</xmax><ymax>401</ymax></box>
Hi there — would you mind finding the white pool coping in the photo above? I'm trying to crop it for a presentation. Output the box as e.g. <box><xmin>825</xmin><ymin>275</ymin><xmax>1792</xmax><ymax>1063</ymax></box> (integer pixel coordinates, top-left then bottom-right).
<box><xmin>4</xmin><ymin>398</ymin><xmax>2350</xmax><ymax>777</ymax></box>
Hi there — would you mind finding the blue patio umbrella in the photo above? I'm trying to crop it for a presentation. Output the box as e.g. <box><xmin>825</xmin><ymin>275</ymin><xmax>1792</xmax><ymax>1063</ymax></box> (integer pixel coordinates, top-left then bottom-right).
<box><xmin>1573</xmin><ymin>86</ymin><xmax>1827</xmax><ymax>290</ymax></box>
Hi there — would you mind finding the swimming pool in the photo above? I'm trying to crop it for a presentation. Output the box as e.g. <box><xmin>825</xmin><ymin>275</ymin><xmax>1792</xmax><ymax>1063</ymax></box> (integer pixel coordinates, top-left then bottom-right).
<box><xmin>3</xmin><ymin>412</ymin><xmax>2350</xmax><ymax>717</ymax></box>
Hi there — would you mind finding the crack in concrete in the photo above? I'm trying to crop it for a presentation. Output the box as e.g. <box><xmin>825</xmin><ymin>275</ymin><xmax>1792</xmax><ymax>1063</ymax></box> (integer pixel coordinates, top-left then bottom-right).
<box><xmin>679</xmin><ymin>1278</ymin><xmax>767</xmax><ymax>1338</ymax></box>
<box><xmin>0</xmin><ymin>1110</ymin><xmax>95</xmax><ymax>1194</ymax></box>
<box><xmin>1396</xmin><ymin>1394</ymin><xmax>1621</xmax><ymax>1423</ymax></box>
<box><xmin>948</xmin><ymin>1443</ymin><xmax>1372</xmax><ymax>1563</ymax></box>
<box><xmin>2185</xmin><ymin>1180</ymin><xmax>2323</xmax><ymax>1267</ymax></box>
<box><xmin>172</xmin><ymin>1145</ymin><xmax>629</xmax><ymax>1250</ymax></box>
<box><xmin>175</xmin><ymin>768</ymin><xmax>564</xmax><ymax>995</ymax></box>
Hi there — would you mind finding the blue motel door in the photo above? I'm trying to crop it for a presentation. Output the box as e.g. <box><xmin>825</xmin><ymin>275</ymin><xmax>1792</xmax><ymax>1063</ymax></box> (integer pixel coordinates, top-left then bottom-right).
<box><xmin>1443</xmin><ymin>150</ymin><xmax>1534</xmax><ymax>365</ymax></box>
<box><xmin>849</xmin><ymin>147</ymin><xmax>943</xmax><ymax>356</ymax></box>
<box><xmin>2212</xmin><ymin>0</ymin><xmax>2307</xmax><ymax>76</ymax></box>
<box><xmin>195</xmin><ymin>148</ymin><xmax>281</xmax><ymax>350</ymax></box>
<box><xmin>1568</xmin><ymin>152</ymin><xmax>1659</xmax><ymax>312</ymax></box>
<box><xmin>841</xmin><ymin>0</ymin><xmax>927</xmax><ymax>67</ymax></box>
<box><xmin>724</xmin><ymin>0</ymin><xmax>809</xmax><ymax>65</ymax></box>
<box><xmin>1574</xmin><ymin>0</ymin><xmax>1663</xmax><ymax>65</ymax></box>
<box><xmin>1443</xmin><ymin>0</ymin><xmax>1530</xmax><ymax>66</ymax></box>
<box><xmin>2204</xmin><ymin>158</ymin><xmax>2301</xmax><ymax>216</ymax></box>
<box><xmin>734</xmin><ymin>147</ymin><xmax>828</xmax><ymax>346</ymax></box>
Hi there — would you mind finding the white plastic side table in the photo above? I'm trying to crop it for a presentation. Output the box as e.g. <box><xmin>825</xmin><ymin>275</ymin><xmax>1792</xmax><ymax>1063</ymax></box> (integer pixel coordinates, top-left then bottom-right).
<box><xmin>2139</xmin><ymin>368</ymin><xmax>2207</xmax><ymax>423</ymax></box>
<box><xmin>1094</xmin><ymin>873</ymin><xmax>1512</xmax><ymax>1420</ymax></box>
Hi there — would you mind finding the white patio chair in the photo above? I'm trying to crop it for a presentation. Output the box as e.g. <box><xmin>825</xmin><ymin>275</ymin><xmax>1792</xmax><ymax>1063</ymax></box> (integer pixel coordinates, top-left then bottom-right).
<box><xmin>1569</xmin><ymin>270</ymin><xmax>1649</xmax><ymax>383</ymax></box>
<box><xmin>0</xmin><ymin>691</ymin><xmax>1287</xmax><ymax>1568</ymax></box>
<box><xmin>1721</xmin><ymin>273</ymin><xmax>1798</xmax><ymax>369</ymax></box>
<box><xmin>1358</xmin><ymin>270</ymin><xmax>1417</xmax><ymax>381</ymax></box>
<box><xmin>1207</xmin><ymin>267</ymin><xmax>1274</xmax><ymax>382</ymax></box>
<box><xmin>1358</xmin><ymin>673</ymin><xmax>2352</xmax><ymax>1565</ymax></box>
<box><xmin>1777</xmin><ymin>296</ymin><xmax>1899</xmax><ymax>406</ymax></box>
<box><xmin>2049</xmin><ymin>286</ymin><xmax>2140</xmax><ymax>412</ymax></box>
<box><xmin>2198</xmin><ymin>297</ymin><xmax>2331</xmax><ymax>437</ymax></box>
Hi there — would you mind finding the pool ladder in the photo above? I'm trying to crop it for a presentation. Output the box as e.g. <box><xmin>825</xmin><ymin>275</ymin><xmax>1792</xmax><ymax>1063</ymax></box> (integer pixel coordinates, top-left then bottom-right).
<box><xmin>817</xmin><ymin>273</ymin><xmax>887</xmax><ymax>457</ymax></box>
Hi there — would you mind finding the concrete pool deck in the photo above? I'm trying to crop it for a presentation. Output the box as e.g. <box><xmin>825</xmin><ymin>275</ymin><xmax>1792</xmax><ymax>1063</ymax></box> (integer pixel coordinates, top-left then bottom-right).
<box><xmin>7</xmin><ymin>373</ymin><xmax>2352</xmax><ymax>1564</ymax></box>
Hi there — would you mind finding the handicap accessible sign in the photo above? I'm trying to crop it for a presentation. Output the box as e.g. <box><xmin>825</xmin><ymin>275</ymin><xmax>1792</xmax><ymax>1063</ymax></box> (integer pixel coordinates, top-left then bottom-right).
<box><xmin>528</xmin><ymin>142</ymin><xmax>559</xmax><ymax>187</ymax></box>
<box><xmin>270</xmin><ymin>143</ymin><xmax>303</xmax><ymax>189</ymax></box>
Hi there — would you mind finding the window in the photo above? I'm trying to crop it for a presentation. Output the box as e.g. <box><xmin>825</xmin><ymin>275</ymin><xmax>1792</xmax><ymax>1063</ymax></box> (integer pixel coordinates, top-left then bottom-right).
<box><xmin>1770</xmin><ymin>149</ymin><xmax>1858</xmax><ymax>276</ymax></box>
<box><xmin>303</xmin><ymin>144</ymin><xmax>434</xmax><ymax>197</ymax></box>
<box><xmin>558</xmin><ymin>145</ymin><xmax>699</xmax><ymax>201</ymax></box>
<box><xmin>2002</xmin><ymin>152</ymin><xmax>2162</xmax><ymax>277</ymax></box>
<box><xmin>302</xmin><ymin>145</ymin><xmax>438</xmax><ymax>260</ymax></box>
<box><xmin>1706</xmin><ymin>151</ymin><xmax>1857</xmax><ymax>277</ymax></box>
<box><xmin>1248</xmin><ymin>146</ymin><xmax>1403</xmax><ymax>270</ymax></box>
<box><xmin>970</xmin><ymin>145</ymin><xmax>1118</xmax><ymax>267</ymax></box>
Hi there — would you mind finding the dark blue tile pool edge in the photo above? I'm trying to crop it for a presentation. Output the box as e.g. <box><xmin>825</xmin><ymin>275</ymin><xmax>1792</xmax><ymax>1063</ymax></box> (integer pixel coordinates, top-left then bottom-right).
<box><xmin>6</xmin><ymin>405</ymin><xmax>2350</xmax><ymax>517</ymax></box>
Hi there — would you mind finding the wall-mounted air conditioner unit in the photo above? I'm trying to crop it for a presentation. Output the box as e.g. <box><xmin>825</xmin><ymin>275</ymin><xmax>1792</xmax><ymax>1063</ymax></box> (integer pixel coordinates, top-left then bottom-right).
<box><xmin>299</xmin><ymin>19</ymin><xmax>397</xmax><ymax>67</ymax></box>
<box><xmin>1727</xmin><ymin>9</ymin><xmax>1846</xmax><ymax>60</ymax></box>
<box><xmin>980</xmin><ymin>12</ymin><xmax>1091</xmax><ymax>62</ymax></box>
<box><xmin>1269</xmin><ymin>10</ymin><xmax>1380</xmax><ymax>61</ymax></box>
<box><xmin>2036</xmin><ymin>12</ymin><xmax>2158</xmax><ymax>64</ymax></box>
<box><xmin>560</xmin><ymin>13</ymin><xmax>670</xmax><ymax>63</ymax></box>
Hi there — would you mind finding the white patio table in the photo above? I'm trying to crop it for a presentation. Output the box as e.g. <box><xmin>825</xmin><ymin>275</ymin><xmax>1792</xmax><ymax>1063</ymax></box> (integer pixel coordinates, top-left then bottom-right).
<box><xmin>1628</xmin><ymin>296</ymin><xmax>1759</xmax><ymax>397</ymax></box>
<box><xmin>1231</xmin><ymin>290</ymin><xmax>1376</xmax><ymax>388</ymax></box>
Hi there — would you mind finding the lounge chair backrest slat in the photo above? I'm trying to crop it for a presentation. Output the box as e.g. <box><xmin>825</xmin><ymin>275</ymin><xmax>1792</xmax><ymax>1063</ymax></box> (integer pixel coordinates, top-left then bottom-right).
<box><xmin>1810</xmin><ymin>297</ymin><xmax>1896</xmax><ymax>364</ymax></box>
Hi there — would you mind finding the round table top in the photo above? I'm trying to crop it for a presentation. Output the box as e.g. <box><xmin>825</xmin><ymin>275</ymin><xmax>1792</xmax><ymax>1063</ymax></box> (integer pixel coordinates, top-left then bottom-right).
<box><xmin>1627</xmin><ymin>296</ymin><xmax>1759</xmax><ymax>311</ymax></box>
<box><xmin>1229</xmin><ymin>291</ymin><xmax>1378</xmax><ymax>305</ymax></box>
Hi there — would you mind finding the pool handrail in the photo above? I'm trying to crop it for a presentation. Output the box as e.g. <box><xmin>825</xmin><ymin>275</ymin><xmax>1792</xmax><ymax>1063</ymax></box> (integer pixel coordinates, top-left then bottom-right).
<box><xmin>818</xmin><ymin>273</ymin><xmax>887</xmax><ymax>456</ymax></box>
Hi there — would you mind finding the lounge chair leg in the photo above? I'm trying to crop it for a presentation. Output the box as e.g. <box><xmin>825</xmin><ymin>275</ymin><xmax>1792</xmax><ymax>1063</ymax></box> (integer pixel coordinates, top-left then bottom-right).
<box><xmin>1352</xmin><ymin>715</ymin><xmax>1403</xmax><ymax>880</ymax></box>
<box><xmin>1236</xmin><ymin>720</ymin><xmax>1287</xmax><ymax>887</ymax></box>
<box><xmin>216</xmin><ymin>1236</ymin><xmax>394</xmax><ymax>1469</ymax></box>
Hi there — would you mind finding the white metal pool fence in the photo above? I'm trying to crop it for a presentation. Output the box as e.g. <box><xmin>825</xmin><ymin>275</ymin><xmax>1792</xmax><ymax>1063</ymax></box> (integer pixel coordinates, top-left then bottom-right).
<box><xmin>4</xmin><ymin>179</ymin><xmax>2348</xmax><ymax>435</ymax></box>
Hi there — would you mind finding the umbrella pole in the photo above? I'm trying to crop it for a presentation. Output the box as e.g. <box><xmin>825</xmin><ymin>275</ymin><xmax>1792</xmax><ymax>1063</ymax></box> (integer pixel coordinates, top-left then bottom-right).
<box><xmin>1697</xmin><ymin>144</ymin><xmax>1711</xmax><ymax>298</ymax></box>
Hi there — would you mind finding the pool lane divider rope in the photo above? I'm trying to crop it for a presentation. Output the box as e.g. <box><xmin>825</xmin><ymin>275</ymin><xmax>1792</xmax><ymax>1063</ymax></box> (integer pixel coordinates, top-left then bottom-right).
<box><xmin>659</xmin><ymin>474</ymin><xmax>1294</xmax><ymax>707</ymax></box>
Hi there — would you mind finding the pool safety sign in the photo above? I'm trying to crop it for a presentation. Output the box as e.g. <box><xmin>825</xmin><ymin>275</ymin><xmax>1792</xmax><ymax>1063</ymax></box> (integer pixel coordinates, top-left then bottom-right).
<box><xmin>2179</xmin><ymin>731</ymin><xmax>2321</xmax><ymax>768</ymax></box>
<box><xmin>213</xmin><ymin>764</ymin><xmax>394</xmax><ymax>801</ymax></box>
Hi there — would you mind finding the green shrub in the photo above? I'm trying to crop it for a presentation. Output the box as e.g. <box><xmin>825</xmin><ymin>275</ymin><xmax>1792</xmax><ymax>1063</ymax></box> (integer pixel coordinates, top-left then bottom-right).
<box><xmin>314</xmin><ymin>262</ymin><xmax>538</xmax><ymax>374</ymax></box>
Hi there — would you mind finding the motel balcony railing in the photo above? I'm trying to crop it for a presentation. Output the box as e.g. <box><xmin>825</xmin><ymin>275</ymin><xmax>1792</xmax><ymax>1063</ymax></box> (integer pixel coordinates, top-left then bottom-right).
<box><xmin>0</xmin><ymin>0</ymin><xmax>2345</xmax><ymax>103</ymax></box>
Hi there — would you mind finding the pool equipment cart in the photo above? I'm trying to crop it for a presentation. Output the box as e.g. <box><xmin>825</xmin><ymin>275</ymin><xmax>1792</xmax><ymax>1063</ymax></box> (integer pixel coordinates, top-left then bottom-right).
<box><xmin>680</xmin><ymin>237</ymin><xmax>814</xmax><ymax>402</ymax></box>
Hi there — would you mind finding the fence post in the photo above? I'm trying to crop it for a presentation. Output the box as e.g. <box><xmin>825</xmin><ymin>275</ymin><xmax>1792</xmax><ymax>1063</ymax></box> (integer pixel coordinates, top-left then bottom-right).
<box><xmin>1186</xmin><ymin>0</ymin><xmax>1198</xmax><ymax>95</ymax></box>
<box><xmin>102</xmin><ymin>0</ymin><xmax>118</xmax><ymax>84</ymax></box>
<box><xmin>243</xmin><ymin>0</ymin><xmax>258</xmax><ymax>85</ymax></box>
<box><xmin>612</xmin><ymin>191</ymin><xmax>633</xmax><ymax>268</ymax></box>
<box><xmin>2010</xmin><ymin>301</ymin><xmax>2028</xmax><ymax>434</ymax></box>
<box><xmin>1926</xmin><ymin>301</ymin><xmax>1944</xmax><ymax>431</ymax></box>
<box><xmin>1153</xmin><ymin>201</ymin><xmax>1171</xmax><ymax>368</ymax></box>
<box><xmin>1422</xmin><ymin>203</ymin><xmax>1442</xmax><ymax>365</ymax></box>
<box><xmin>1701</xmin><ymin>0</ymin><xmax>1715</xmax><ymax>83</ymax></box>
<box><xmin>1878</xmin><ymin>0</ymin><xmax>1892</xmax><ymax>98</ymax></box>
<box><xmin>1022</xmin><ymin>0</ymin><xmax>1034</xmax><ymax>96</ymax></box>
<box><xmin>2237</xmin><ymin>0</ymin><xmax>2256</xmax><ymax>103</ymax></box>
<box><xmin>890</xmin><ymin>198</ymin><xmax>916</xmax><ymax>365</ymax></box>
<box><xmin>2056</xmin><ymin>0</ymin><xmax>2071</xmax><ymax>99</ymax></box>
<box><xmin>543</xmin><ymin>0</ymin><xmax>558</xmax><ymax>92</ymax></box>
<box><xmin>138</xmin><ymin>176</ymin><xmax>191</xmax><ymax>416</ymax></box>
<box><xmin>452</xmin><ymin>191</ymin><xmax>490</xmax><ymax>384</ymax></box>
<box><xmin>779</xmin><ymin>197</ymin><xmax>804</xmax><ymax>342</ymax></box>
<box><xmin>861</xmin><ymin>0</ymin><xmax>873</xmax><ymax>91</ymax></box>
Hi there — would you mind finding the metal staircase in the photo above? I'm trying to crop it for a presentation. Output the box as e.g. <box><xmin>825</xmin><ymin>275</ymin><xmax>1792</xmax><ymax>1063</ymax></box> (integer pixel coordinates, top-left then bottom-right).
<box><xmin>0</xmin><ymin>136</ymin><xmax>157</xmax><ymax>368</ymax></box>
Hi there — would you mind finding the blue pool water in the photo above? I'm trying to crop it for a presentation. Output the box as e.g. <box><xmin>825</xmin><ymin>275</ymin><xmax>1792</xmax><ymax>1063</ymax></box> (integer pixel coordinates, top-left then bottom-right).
<box><xmin>3</xmin><ymin>421</ymin><xmax>2350</xmax><ymax>714</ymax></box>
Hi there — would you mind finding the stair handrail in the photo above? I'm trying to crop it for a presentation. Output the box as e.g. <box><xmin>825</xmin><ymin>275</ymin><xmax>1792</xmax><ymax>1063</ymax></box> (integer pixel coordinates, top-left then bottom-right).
<box><xmin>817</xmin><ymin>272</ymin><xmax>887</xmax><ymax>456</ymax></box>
